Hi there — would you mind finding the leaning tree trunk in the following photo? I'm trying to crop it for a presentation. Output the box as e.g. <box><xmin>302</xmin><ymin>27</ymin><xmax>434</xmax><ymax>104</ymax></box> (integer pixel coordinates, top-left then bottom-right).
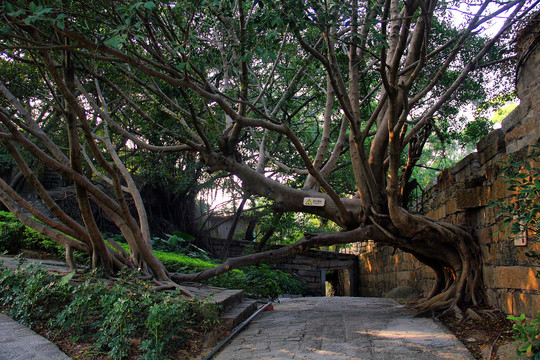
<box><xmin>378</xmin><ymin>210</ymin><xmax>484</xmax><ymax>319</ymax></box>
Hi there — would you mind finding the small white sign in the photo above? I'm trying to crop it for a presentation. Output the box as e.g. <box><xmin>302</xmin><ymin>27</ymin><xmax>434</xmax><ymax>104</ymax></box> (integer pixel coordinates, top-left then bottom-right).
<box><xmin>303</xmin><ymin>197</ymin><xmax>325</xmax><ymax>207</ymax></box>
<box><xmin>514</xmin><ymin>236</ymin><xmax>527</xmax><ymax>246</ymax></box>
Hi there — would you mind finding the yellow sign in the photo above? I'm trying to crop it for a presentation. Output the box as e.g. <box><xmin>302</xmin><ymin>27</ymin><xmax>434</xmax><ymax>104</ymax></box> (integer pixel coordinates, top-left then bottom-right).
<box><xmin>303</xmin><ymin>197</ymin><xmax>325</xmax><ymax>207</ymax></box>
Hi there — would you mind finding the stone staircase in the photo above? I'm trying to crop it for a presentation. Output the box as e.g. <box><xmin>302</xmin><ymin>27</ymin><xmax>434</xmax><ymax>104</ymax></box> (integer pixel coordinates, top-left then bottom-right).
<box><xmin>182</xmin><ymin>283</ymin><xmax>260</xmax><ymax>346</ymax></box>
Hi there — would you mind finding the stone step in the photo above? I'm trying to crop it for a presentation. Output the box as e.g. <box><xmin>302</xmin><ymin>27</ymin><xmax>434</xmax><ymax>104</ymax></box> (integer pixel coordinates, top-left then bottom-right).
<box><xmin>207</xmin><ymin>289</ymin><xmax>245</xmax><ymax>313</ymax></box>
<box><xmin>219</xmin><ymin>299</ymin><xmax>258</xmax><ymax>330</ymax></box>
<box><xmin>204</xmin><ymin>298</ymin><xmax>260</xmax><ymax>347</ymax></box>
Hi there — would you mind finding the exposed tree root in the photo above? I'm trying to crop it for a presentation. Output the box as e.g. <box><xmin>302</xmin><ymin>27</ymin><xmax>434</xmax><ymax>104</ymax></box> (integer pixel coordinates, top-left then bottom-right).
<box><xmin>382</xmin><ymin>205</ymin><xmax>485</xmax><ymax>318</ymax></box>
<box><xmin>152</xmin><ymin>279</ymin><xmax>194</xmax><ymax>297</ymax></box>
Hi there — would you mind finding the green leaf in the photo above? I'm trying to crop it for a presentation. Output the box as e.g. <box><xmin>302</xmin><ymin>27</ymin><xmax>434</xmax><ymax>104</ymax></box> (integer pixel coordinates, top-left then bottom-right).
<box><xmin>4</xmin><ymin>2</ymin><xmax>14</xmax><ymax>12</ymax></box>
<box><xmin>36</xmin><ymin>7</ymin><xmax>53</xmax><ymax>16</ymax></box>
<box><xmin>7</xmin><ymin>9</ymin><xmax>25</xmax><ymax>17</ymax></box>
<box><xmin>104</xmin><ymin>36</ymin><xmax>122</xmax><ymax>48</ymax></box>
<box><xmin>144</xmin><ymin>1</ymin><xmax>157</xmax><ymax>10</ymax></box>
<box><xmin>58</xmin><ymin>271</ymin><xmax>75</xmax><ymax>286</ymax></box>
<box><xmin>526</xmin><ymin>344</ymin><xmax>533</xmax><ymax>357</ymax></box>
<box><xmin>23</xmin><ymin>16</ymin><xmax>35</xmax><ymax>25</ymax></box>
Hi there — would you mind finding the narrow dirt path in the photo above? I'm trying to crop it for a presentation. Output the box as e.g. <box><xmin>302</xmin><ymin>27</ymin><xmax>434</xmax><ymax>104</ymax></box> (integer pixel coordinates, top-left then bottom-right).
<box><xmin>212</xmin><ymin>297</ymin><xmax>474</xmax><ymax>360</ymax></box>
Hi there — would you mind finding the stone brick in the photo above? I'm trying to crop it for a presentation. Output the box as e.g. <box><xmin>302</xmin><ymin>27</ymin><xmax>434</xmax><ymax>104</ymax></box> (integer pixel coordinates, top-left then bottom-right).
<box><xmin>501</xmin><ymin>103</ymin><xmax>528</xmax><ymax>133</ymax></box>
<box><xmin>480</xmin><ymin>244</ymin><xmax>492</xmax><ymax>264</ymax></box>
<box><xmin>499</xmin><ymin>291</ymin><xmax>514</xmax><ymax>315</ymax></box>
<box><xmin>483</xmin><ymin>266</ymin><xmax>540</xmax><ymax>291</ymax></box>
<box><xmin>485</xmin><ymin>288</ymin><xmax>499</xmax><ymax>309</ymax></box>
<box><xmin>491</xmin><ymin>222</ymin><xmax>510</xmax><ymax>242</ymax></box>
<box><xmin>445</xmin><ymin>198</ymin><xmax>460</xmax><ymax>215</ymax></box>
<box><xmin>477</xmin><ymin>129</ymin><xmax>506</xmax><ymax>166</ymax></box>
<box><xmin>297</xmin><ymin>270</ymin><xmax>318</xmax><ymax>277</ymax></box>
<box><xmin>491</xmin><ymin>242</ymin><xmax>522</xmax><ymax>265</ymax></box>
<box><xmin>289</xmin><ymin>264</ymin><xmax>313</xmax><ymax>271</ymax></box>
<box><xmin>511</xmin><ymin>292</ymin><xmax>540</xmax><ymax>318</ymax></box>
<box><xmin>457</xmin><ymin>160</ymin><xmax>481</xmax><ymax>183</ymax></box>
<box><xmin>436</xmin><ymin>168</ymin><xmax>454</xmax><ymax>190</ymax></box>
<box><xmin>456</xmin><ymin>187</ymin><xmax>490</xmax><ymax>209</ymax></box>
<box><xmin>426</xmin><ymin>206</ymin><xmax>445</xmax><ymax>220</ymax></box>
<box><xmin>516</xmin><ymin>241</ymin><xmax>540</xmax><ymax>265</ymax></box>
<box><xmin>396</xmin><ymin>271</ymin><xmax>416</xmax><ymax>283</ymax></box>
<box><xmin>516</xmin><ymin>45</ymin><xmax>540</xmax><ymax>102</ymax></box>
<box><xmin>505</xmin><ymin>115</ymin><xmax>539</xmax><ymax>145</ymax></box>
<box><xmin>489</xmin><ymin>177</ymin><xmax>511</xmax><ymax>200</ymax></box>
<box><xmin>451</xmin><ymin>152</ymin><xmax>479</xmax><ymax>176</ymax></box>
<box><xmin>475</xmin><ymin>227</ymin><xmax>493</xmax><ymax>245</ymax></box>
<box><xmin>452</xmin><ymin>211</ymin><xmax>469</xmax><ymax>226</ymax></box>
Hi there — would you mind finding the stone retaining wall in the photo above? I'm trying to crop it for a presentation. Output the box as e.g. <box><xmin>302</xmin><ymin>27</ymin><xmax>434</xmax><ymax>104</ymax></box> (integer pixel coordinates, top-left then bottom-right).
<box><xmin>197</xmin><ymin>237</ymin><xmax>358</xmax><ymax>296</ymax></box>
<box><xmin>349</xmin><ymin>16</ymin><xmax>540</xmax><ymax>317</ymax></box>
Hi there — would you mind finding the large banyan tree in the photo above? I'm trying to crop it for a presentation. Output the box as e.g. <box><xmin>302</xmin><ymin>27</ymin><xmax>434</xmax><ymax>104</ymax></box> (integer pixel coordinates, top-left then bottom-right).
<box><xmin>0</xmin><ymin>0</ymin><xmax>537</xmax><ymax>315</ymax></box>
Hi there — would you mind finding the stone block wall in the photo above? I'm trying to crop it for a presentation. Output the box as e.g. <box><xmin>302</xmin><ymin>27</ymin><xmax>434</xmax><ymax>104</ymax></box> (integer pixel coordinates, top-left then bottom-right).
<box><xmin>351</xmin><ymin>17</ymin><xmax>540</xmax><ymax>317</ymax></box>
<box><xmin>271</xmin><ymin>251</ymin><xmax>358</xmax><ymax>296</ymax></box>
<box><xmin>196</xmin><ymin>237</ymin><xmax>358</xmax><ymax>296</ymax></box>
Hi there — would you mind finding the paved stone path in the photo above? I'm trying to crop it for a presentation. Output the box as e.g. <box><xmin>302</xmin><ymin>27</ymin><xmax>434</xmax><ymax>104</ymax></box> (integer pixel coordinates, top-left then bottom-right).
<box><xmin>213</xmin><ymin>297</ymin><xmax>474</xmax><ymax>360</ymax></box>
<box><xmin>0</xmin><ymin>257</ymin><xmax>473</xmax><ymax>360</ymax></box>
<box><xmin>0</xmin><ymin>314</ymin><xmax>71</xmax><ymax>360</ymax></box>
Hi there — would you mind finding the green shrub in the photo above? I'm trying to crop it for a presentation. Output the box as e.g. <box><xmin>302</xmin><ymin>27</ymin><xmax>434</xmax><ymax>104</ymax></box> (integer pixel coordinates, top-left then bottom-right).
<box><xmin>1</xmin><ymin>211</ymin><xmax>304</xmax><ymax>299</ymax></box>
<box><xmin>0</xmin><ymin>211</ymin><xmax>88</xmax><ymax>264</ymax></box>
<box><xmin>0</xmin><ymin>211</ymin><xmax>16</xmax><ymax>222</ymax></box>
<box><xmin>507</xmin><ymin>313</ymin><xmax>540</xmax><ymax>359</ymax></box>
<box><xmin>153</xmin><ymin>249</ymin><xmax>306</xmax><ymax>299</ymax></box>
<box><xmin>0</xmin><ymin>263</ymin><xmax>217</xmax><ymax>360</ymax></box>
<box><xmin>206</xmin><ymin>264</ymin><xmax>306</xmax><ymax>299</ymax></box>
<box><xmin>0</xmin><ymin>261</ymin><xmax>74</xmax><ymax>325</ymax></box>
<box><xmin>0</xmin><ymin>221</ymin><xmax>26</xmax><ymax>254</ymax></box>
<box><xmin>154</xmin><ymin>249</ymin><xmax>216</xmax><ymax>273</ymax></box>
<box><xmin>495</xmin><ymin>145</ymin><xmax>540</xmax><ymax>247</ymax></box>
<box><xmin>0</xmin><ymin>211</ymin><xmax>63</xmax><ymax>255</ymax></box>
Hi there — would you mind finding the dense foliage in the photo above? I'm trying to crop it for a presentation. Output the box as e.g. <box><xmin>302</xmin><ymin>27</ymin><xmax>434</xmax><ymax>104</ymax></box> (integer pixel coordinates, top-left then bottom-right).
<box><xmin>0</xmin><ymin>261</ymin><xmax>217</xmax><ymax>359</ymax></box>
<box><xmin>0</xmin><ymin>211</ymin><xmax>88</xmax><ymax>263</ymax></box>
<box><xmin>496</xmin><ymin>145</ymin><xmax>540</xmax><ymax>246</ymax></box>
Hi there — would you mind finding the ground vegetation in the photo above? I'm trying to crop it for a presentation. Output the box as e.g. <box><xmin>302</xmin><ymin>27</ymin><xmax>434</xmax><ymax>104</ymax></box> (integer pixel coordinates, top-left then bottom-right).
<box><xmin>0</xmin><ymin>0</ymin><xmax>538</xmax><ymax>317</ymax></box>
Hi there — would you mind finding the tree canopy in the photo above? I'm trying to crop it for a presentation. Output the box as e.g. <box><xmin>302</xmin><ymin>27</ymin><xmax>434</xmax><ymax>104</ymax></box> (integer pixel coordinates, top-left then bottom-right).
<box><xmin>1</xmin><ymin>0</ymin><xmax>538</xmax><ymax>316</ymax></box>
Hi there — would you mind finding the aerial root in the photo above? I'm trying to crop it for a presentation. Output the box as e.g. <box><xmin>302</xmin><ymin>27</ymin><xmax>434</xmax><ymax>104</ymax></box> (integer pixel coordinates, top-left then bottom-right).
<box><xmin>476</xmin><ymin>309</ymin><xmax>501</xmax><ymax>320</ymax></box>
<box><xmin>152</xmin><ymin>279</ymin><xmax>194</xmax><ymax>297</ymax></box>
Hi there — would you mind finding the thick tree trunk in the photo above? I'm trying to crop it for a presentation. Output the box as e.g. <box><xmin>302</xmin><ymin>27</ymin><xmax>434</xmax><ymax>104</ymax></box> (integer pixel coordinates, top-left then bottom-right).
<box><xmin>378</xmin><ymin>207</ymin><xmax>484</xmax><ymax>317</ymax></box>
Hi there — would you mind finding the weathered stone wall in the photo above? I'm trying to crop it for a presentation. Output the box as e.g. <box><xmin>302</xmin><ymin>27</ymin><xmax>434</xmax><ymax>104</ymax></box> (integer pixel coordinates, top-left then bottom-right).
<box><xmin>342</xmin><ymin>242</ymin><xmax>436</xmax><ymax>298</ymax></box>
<box><xmin>351</xmin><ymin>18</ymin><xmax>540</xmax><ymax>317</ymax></box>
<box><xmin>197</xmin><ymin>237</ymin><xmax>359</xmax><ymax>296</ymax></box>
<box><xmin>271</xmin><ymin>251</ymin><xmax>358</xmax><ymax>296</ymax></box>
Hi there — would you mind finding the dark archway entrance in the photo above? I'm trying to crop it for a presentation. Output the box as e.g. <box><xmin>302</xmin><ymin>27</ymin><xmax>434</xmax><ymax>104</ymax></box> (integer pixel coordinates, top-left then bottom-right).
<box><xmin>323</xmin><ymin>267</ymin><xmax>354</xmax><ymax>296</ymax></box>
